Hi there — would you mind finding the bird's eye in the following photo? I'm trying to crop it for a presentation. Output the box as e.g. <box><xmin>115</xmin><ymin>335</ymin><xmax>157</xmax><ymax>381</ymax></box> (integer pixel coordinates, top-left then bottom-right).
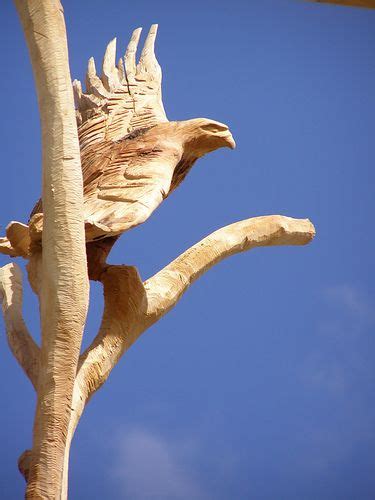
<box><xmin>200</xmin><ymin>123</ymin><xmax>228</xmax><ymax>134</ymax></box>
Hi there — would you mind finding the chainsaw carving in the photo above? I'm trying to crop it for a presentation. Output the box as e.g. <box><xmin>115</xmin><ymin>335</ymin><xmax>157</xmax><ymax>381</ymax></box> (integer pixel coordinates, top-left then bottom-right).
<box><xmin>1</xmin><ymin>9</ymin><xmax>315</xmax><ymax>499</ymax></box>
<box><xmin>43</xmin><ymin>27</ymin><xmax>235</xmax><ymax>242</ymax></box>
<box><xmin>4</xmin><ymin>26</ymin><xmax>235</xmax><ymax>274</ymax></box>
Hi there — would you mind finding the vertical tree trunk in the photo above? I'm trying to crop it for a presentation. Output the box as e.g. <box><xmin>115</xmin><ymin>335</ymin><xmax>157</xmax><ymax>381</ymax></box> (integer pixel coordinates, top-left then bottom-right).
<box><xmin>13</xmin><ymin>1</ymin><xmax>89</xmax><ymax>498</ymax></box>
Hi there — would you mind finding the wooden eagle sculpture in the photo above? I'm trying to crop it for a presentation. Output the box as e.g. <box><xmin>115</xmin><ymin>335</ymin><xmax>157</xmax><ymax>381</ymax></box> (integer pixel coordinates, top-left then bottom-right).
<box><xmin>1</xmin><ymin>25</ymin><xmax>235</xmax><ymax>276</ymax></box>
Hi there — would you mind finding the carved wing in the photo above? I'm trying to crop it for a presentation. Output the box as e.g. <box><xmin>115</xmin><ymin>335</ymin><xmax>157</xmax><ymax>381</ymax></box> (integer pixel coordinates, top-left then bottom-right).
<box><xmin>72</xmin><ymin>25</ymin><xmax>174</xmax><ymax>241</ymax></box>
<box><xmin>73</xmin><ymin>24</ymin><xmax>167</xmax><ymax>153</ymax></box>
<box><xmin>30</xmin><ymin>25</ymin><xmax>172</xmax><ymax>241</ymax></box>
<box><xmin>81</xmin><ymin>136</ymin><xmax>180</xmax><ymax>240</ymax></box>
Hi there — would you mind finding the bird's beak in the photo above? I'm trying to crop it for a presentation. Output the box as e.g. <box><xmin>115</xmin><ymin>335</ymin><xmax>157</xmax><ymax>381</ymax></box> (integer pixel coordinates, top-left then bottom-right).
<box><xmin>223</xmin><ymin>130</ymin><xmax>236</xmax><ymax>150</ymax></box>
<box><xmin>226</xmin><ymin>132</ymin><xmax>236</xmax><ymax>150</ymax></box>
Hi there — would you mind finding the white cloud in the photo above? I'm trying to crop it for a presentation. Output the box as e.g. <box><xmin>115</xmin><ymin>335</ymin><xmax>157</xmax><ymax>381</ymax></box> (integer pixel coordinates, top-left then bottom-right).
<box><xmin>110</xmin><ymin>427</ymin><xmax>211</xmax><ymax>500</ymax></box>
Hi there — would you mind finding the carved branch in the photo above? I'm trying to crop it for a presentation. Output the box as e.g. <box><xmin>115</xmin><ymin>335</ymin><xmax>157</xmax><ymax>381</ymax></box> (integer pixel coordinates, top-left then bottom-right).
<box><xmin>78</xmin><ymin>215</ymin><xmax>315</xmax><ymax>401</ymax></box>
<box><xmin>145</xmin><ymin>215</ymin><xmax>315</xmax><ymax>320</ymax></box>
<box><xmin>0</xmin><ymin>264</ymin><xmax>40</xmax><ymax>390</ymax></box>
<box><xmin>0</xmin><ymin>237</ymin><xmax>18</xmax><ymax>257</ymax></box>
<box><xmin>6</xmin><ymin>222</ymin><xmax>30</xmax><ymax>257</ymax></box>
<box><xmin>0</xmin><ymin>222</ymin><xmax>31</xmax><ymax>258</ymax></box>
<box><xmin>14</xmin><ymin>0</ymin><xmax>89</xmax><ymax>497</ymax></box>
<box><xmin>78</xmin><ymin>265</ymin><xmax>147</xmax><ymax>400</ymax></box>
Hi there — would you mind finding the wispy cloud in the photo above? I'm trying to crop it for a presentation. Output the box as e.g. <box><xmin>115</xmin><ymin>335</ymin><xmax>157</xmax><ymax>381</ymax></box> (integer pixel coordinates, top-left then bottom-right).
<box><xmin>303</xmin><ymin>284</ymin><xmax>375</xmax><ymax>394</ymax></box>
<box><xmin>324</xmin><ymin>284</ymin><xmax>373</xmax><ymax>317</ymax></box>
<box><xmin>296</xmin><ymin>411</ymin><xmax>375</xmax><ymax>474</ymax></box>
<box><xmin>110</xmin><ymin>427</ymin><xmax>211</xmax><ymax>500</ymax></box>
<box><xmin>320</xmin><ymin>284</ymin><xmax>375</xmax><ymax>337</ymax></box>
<box><xmin>304</xmin><ymin>356</ymin><xmax>347</xmax><ymax>393</ymax></box>
<box><xmin>298</xmin><ymin>284</ymin><xmax>375</xmax><ymax>470</ymax></box>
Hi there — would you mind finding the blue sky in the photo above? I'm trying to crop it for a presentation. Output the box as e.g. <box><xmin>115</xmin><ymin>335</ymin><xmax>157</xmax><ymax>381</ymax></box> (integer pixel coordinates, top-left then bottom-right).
<box><xmin>1</xmin><ymin>0</ymin><xmax>375</xmax><ymax>498</ymax></box>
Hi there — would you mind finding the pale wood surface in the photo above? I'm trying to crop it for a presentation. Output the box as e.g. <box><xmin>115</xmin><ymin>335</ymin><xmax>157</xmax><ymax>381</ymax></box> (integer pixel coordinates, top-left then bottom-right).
<box><xmin>0</xmin><ymin>263</ymin><xmax>39</xmax><ymax>389</ymax></box>
<box><xmin>0</xmin><ymin>26</ymin><xmax>232</xmax><ymax>251</ymax></box>
<box><xmin>29</xmin><ymin>27</ymin><xmax>235</xmax><ymax>244</ymax></box>
<box><xmin>0</xmin><ymin>237</ymin><xmax>17</xmax><ymax>257</ymax></box>
<box><xmin>13</xmin><ymin>0</ymin><xmax>89</xmax><ymax>498</ymax></box>
<box><xmin>78</xmin><ymin>215</ymin><xmax>315</xmax><ymax>402</ymax></box>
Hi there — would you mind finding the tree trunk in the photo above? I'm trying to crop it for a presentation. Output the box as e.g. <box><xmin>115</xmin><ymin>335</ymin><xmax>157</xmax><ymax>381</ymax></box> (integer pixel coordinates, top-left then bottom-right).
<box><xmin>13</xmin><ymin>1</ymin><xmax>89</xmax><ymax>498</ymax></box>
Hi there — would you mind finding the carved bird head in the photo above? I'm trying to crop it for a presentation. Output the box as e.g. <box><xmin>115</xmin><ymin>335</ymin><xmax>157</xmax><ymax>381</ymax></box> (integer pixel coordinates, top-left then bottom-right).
<box><xmin>175</xmin><ymin>118</ymin><xmax>236</xmax><ymax>158</ymax></box>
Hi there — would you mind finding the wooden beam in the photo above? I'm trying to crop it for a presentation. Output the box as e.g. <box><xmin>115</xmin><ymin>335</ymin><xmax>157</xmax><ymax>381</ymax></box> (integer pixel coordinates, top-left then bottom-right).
<box><xmin>308</xmin><ymin>0</ymin><xmax>375</xmax><ymax>8</ymax></box>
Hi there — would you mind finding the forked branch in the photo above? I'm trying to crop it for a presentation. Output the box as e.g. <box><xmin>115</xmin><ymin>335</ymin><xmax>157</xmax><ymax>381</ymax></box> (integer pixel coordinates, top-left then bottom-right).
<box><xmin>0</xmin><ymin>263</ymin><xmax>40</xmax><ymax>390</ymax></box>
<box><xmin>78</xmin><ymin>215</ymin><xmax>315</xmax><ymax>401</ymax></box>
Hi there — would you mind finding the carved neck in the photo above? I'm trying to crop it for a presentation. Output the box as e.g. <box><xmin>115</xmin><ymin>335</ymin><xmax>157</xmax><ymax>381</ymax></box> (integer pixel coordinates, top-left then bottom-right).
<box><xmin>170</xmin><ymin>154</ymin><xmax>197</xmax><ymax>193</ymax></box>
